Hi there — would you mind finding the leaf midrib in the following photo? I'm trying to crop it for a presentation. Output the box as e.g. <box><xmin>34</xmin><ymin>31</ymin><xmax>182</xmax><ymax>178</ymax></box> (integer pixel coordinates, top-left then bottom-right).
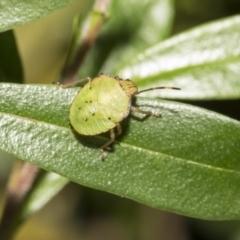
<box><xmin>0</xmin><ymin>111</ymin><xmax>238</xmax><ymax>174</ymax></box>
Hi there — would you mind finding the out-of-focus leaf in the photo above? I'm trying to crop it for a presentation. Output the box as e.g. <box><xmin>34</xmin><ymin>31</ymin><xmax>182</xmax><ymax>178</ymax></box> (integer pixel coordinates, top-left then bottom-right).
<box><xmin>0</xmin><ymin>83</ymin><xmax>240</xmax><ymax>220</ymax></box>
<box><xmin>18</xmin><ymin>172</ymin><xmax>68</xmax><ymax>224</ymax></box>
<box><xmin>0</xmin><ymin>30</ymin><xmax>23</xmax><ymax>83</ymax></box>
<box><xmin>117</xmin><ymin>15</ymin><xmax>240</xmax><ymax>100</ymax></box>
<box><xmin>80</xmin><ymin>0</ymin><xmax>175</xmax><ymax>76</ymax></box>
<box><xmin>0</xmin><ymin>0</ymin><xmax>77</xmax><ymax>32</ymax></box>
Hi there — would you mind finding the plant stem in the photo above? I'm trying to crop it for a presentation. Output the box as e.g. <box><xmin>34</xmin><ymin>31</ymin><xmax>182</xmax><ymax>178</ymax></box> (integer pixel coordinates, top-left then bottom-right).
<box><xmin>61</xmin><ymin>0</ymin><xmax>111</xmax><ymax>85</ymax></box>
<box><xmin>0</xmin><ymin>161</ymin><xmax>40</xmax><ymax>240</ymax></box>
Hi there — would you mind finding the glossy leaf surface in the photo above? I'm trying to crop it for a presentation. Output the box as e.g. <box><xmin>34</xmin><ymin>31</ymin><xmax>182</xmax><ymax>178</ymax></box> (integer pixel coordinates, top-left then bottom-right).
<box><xmin>117</xmin><ymin>15</ymin><xmax>240</xmax><ymax>100</ymax></box>
<box><xmin>0</xmin><ymin>0</ymin><xmax>76</xmax><ymax>32</ymax></box>
<box><xmin>0</xmin><ymin>83</ymin><xmax>240</xmax><ymax>220</ymax></box>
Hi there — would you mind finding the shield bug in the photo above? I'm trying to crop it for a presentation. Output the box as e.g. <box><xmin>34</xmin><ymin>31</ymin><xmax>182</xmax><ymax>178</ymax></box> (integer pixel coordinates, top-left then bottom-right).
<box><xmin>60</xmin><ymin>73</ymin><xmax>180</xmax><ymax>160</ymax></box>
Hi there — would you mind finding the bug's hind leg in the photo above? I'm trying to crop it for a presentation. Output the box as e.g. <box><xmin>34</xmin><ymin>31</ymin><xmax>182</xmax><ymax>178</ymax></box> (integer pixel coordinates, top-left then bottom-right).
<box><xmin>100</xmin><ymin>128</ymin><xmax>115</xmax><ymax>161</ymax></box>
<box><xmin>131</xmin><ymin>106</ymin><xmax>161</xmax><ymax>117</ymax></box>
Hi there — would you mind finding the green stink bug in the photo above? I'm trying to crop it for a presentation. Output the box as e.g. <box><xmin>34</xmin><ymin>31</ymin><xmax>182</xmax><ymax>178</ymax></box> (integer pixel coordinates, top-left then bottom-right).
<box><xmin>63</xmin><ymin>73</ymin><xmax>180</xmax><ymax>160</ymax></box>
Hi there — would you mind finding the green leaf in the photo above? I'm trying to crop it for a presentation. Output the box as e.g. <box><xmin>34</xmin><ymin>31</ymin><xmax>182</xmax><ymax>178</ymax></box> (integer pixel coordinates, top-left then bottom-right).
<box><xmin>117</xmin><ymin>15</ymin><xmax>240</xmax><ymax>100</ymax></box>
<box><xmin>18</xmin><ymin>172</ymin><xmax>68</xmax><ymax>224</ymax></box>
<box><xmin>1</xmin><ymin>83</ymin><xmax>240</xmax><ymax>220</ymax></box>
<box><xmin>0</xmin><ymin>82</ymin><xmax>69</xmax><ymax>224</ymax></box>
<box><xmin>80</xmin><ymin>0</ymin><xmax>175</xmax><ymax>76</ymax></box>
<box><xmin>0</xmin><ymin>30</ymin><xmax>23</xmax><ymax>83</ymax></box>
<box><xmin>0</xmin><ymin>0</ymin><xmax>77</xmax><ymax>32</ymax></box>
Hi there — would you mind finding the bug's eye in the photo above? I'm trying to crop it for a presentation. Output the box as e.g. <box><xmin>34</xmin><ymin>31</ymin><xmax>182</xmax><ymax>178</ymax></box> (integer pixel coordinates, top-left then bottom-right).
<box><xmin>108</xmin><ymin>117</ymin><xmax>111</xmax><ymax>120</ymax></box>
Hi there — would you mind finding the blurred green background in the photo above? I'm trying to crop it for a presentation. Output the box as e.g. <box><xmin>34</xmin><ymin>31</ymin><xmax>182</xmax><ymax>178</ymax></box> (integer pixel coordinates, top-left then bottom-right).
<box><xmin>1</xmin><ymin>0</ymin><xmax>240</xmax><ymax>239</ymax></box>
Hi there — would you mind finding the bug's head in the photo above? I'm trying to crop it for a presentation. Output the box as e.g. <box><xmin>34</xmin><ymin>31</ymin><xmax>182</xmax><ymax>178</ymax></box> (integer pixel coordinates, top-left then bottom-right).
<box><xmin>119</xmin><ymin>79</ymin><xmax>138</xmax><ymax>97</ymax></box>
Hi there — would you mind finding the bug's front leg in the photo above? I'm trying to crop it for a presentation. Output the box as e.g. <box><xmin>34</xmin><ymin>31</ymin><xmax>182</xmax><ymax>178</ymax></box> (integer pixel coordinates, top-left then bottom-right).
<box><xmin>131</xmin><ymin>106</ymin><xmax>161</xmax><ymax>117</ymax></box>
<box><xmin>116</xmin><ymin>123</ymin><xmax>122</xmax><ymax>136</ymax></box>
<box><xmin>100</xmin><ymin>128</ymin><xmax>116</xmax><ymax>161</ymax></box>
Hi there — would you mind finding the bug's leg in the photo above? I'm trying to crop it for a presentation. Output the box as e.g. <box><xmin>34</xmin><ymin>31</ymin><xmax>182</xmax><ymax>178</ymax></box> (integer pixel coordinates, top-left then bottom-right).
<box><xmin>88</xmin><ymin>77</ymin><xmax>92</xmax><ymax>89</ymax></box>
<box><xmin>53</xmin><ymin>77</ymin><xmax>91</xmax><ymax>88</ymax></box>
<box><xmin>116</xmin><ymin>123</ymin><xmax>122</xmax><ymax>136</ymax></box>
<box><xmin>131</xmin><ymin>106</ymin><xmax>161</xmax><ymax>117</ymax></box>
<box><xmin>100</xmin><ymin>128</ymin><xmax>115</xmax><ymax>161</ymax></box>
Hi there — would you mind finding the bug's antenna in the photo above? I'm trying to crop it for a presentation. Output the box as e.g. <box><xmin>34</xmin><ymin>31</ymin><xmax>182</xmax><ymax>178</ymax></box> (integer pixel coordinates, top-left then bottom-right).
<box><xmin>137</xmin><ymin>86</ymin><xmax>181</xmax><ymax>94</ymax></box>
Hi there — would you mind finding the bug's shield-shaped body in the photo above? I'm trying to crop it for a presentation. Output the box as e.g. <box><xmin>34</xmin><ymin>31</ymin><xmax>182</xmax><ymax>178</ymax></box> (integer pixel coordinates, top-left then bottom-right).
<box><xmin>69</xmin><ymin>75</ymin><xmax>138</xmax><ymax>136</ymax></box>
